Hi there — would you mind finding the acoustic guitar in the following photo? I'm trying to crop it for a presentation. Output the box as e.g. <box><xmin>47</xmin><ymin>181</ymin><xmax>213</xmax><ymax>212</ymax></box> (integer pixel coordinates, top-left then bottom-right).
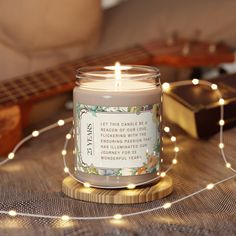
<box><xmin>0</xmin><ymin>38</ymin><xmax>234</xmax><ymax>156</ymax></box>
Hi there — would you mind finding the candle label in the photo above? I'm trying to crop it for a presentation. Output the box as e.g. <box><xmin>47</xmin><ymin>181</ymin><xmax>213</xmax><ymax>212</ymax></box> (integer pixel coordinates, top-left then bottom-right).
<box><xmin>75</xmin><ymin>103</ymin><xmax>161</xmax><ymax>176</ymax></box>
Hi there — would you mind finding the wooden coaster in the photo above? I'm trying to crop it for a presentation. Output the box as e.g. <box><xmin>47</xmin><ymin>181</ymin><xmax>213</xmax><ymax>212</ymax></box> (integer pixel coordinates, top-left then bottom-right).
<box><xmin>62</xmin><ymin>176</ymin><xmax>173</xmax><ymax>204</ymax></box>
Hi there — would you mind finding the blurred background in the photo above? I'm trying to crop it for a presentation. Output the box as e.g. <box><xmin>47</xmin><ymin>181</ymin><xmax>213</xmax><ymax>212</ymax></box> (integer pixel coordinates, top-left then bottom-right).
<box><xmin>1</xmin><ymin>0</ymin><xmax>236</xmax><ymax>81</ymax></box>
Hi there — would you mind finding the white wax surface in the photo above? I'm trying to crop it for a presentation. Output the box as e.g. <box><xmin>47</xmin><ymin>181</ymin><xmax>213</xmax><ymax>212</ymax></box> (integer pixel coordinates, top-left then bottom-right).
<box><xmin>74</xmin><ymin>79</ymin><xmax>161</xmax><ymax>106</ymax></box>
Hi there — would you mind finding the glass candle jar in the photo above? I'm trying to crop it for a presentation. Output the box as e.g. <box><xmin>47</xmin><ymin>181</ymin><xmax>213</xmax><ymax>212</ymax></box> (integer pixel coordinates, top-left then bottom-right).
<box><xmin>73</xmin><ymin>64</ymin><xmax>162</xmax><ymax>188</ymax></box>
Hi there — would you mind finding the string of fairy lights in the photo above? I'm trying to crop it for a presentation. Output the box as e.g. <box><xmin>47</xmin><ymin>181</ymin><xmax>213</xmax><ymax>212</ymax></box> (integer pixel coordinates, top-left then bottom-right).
<box><xmin>0</xmin><ymin>79</ymin><xmax>235</xmax><ymax>222</ymax></box>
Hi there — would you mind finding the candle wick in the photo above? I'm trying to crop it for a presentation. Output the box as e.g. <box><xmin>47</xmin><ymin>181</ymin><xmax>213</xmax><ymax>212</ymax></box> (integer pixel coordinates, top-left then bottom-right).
<box><xmin>115</xmin><ymin>62</ymin><xmax>121</xmax><ymax>81</ymax></box>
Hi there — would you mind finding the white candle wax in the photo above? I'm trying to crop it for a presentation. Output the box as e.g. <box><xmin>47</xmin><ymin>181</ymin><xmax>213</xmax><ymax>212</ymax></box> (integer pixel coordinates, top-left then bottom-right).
<box><xmin>74</xmin><ymin>79</ymin><xmax>161</xmax><ymax>106</ymax></box>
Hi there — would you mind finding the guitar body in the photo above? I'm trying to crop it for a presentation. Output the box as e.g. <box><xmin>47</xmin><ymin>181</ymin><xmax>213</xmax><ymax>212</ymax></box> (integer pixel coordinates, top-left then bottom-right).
<box><xmin>0</xmin><ymin>105</ymin><xmax>22</xmax><ymax>156</ymax></box>
<box><xmin>0</xmin><ymin>38</ymin><xmax>234</xmax><ymax>156</ymax></box>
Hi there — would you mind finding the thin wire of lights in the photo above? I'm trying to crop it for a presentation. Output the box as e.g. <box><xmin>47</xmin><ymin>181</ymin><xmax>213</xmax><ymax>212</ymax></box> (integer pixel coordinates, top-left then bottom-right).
<box><xmin>0</xmin><ymin>79</ymin><xmax>235</xmax><ymax>221</ymax></box>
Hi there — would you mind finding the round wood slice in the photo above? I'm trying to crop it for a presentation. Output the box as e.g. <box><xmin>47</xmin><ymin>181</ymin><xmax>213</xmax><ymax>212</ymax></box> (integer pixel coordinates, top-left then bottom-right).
<box><xmin>62</xmin><ymin>175</ymin><xmax>173</xmax><ymax>204</ymax></box>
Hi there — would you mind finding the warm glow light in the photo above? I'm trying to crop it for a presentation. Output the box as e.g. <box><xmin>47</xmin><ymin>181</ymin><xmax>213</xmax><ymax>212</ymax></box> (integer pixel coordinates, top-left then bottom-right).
<box><xmin>174</xmin><ymin>147</ymin><xmax>179</xmax><ymax>152</ymax></box>
<box><xmin>0</xmin><ymin>79</ymin><xmax>233</xmax><ymax>222</ymax></box>
<box><xmin>8</xmin><ymin>210</ymin><xmax>17</xmax><ymax>216</ymax></box>
<box><xmin>58</xmin><ymin>120</ymin><xmax>65</xmax><ymax>126</ymax></box>
<box><xmin>211</xmin><ymin>84</ymin><xmax>218</xmax><ymax>90</ymax></box>
<box><xmin>164</xmin><ymin>126</ymin><xmax>170</xmax><ymax>133</ymax></box>
<box><xmin>172</xmin><ymin>159</ymin><xmax>177</xmax><ymax>164</ymax></box>
<box><xmin>192</xmin><ymin>78</ymin><xmax>199</xmax><ymax>85</ymax></box>
<box><xmin>163</xmin><ymin>202</ymin><xmax>172</xmax><ymax>209</ymax></box>
<box><xmin>113</xmin><ymin>214</ymin><xmax>122</xmax><ymax>220</ymax></box>
<box><xmin>162</xmin><ymin>82</ymin><xmax>170</xmax><ymax>92</ymax></box>
<box><xmin>104</xmin><ymin>64</ymin><xmax>131</xmax><ymax>71</ymax></box>
<box><xmin>83</xmin><ymin>182</ymin><xmax>91</xmax><ymax>188</ymax></box>
<box><xmin>160</xmin><ymin>172</ymin><xmax>166</xmax><ymax>178</ymax></box>
<box><xmin>8</xmin><ymin>152</ymin><xmax>15</xmax><ymax>160</ymax></box>
<box><xmin>206</xmin><ymin>183</ymin><xmax>214</xmax><ymax>190</ymax></box>
<box><xmin>61</xmin><ymin>215</ymin><xmax>70</xmax><ymax>221</ymax></box>
<box><xmin>219</xmin><ymin>98</ymin><xmax>225</xmax><ymax>105</ymax></box>
<box><xmin>115</xmin><ymin>62</ymin><xmax>121</xmax><ymax>81</ymax></box>
<box><xmin>219</xmin><ymin>143</ymin><xmax>224</xmax><ymax>149</ymax></box>
<box><xmin>226</xmin><ymin>163</ymin><xmax>231</xmax><ymax>168</ymax></box>
<box><xmin>32</xmin><ymin>131</ymin><xmax>39</xmax><ymax>137</ymax></box>
<box><xmin>127</xmin><ymin>184</ymin><xmax>136</xmax><ymax>189</ymax></box>
<box><xmin>61</xmin><ymin>150</ymin><xmax>67</xmax><ymax>155</ymax></box>
<box><xmin>219</xmin><ymin>120</ymin><xmax>225</xmax><ymax>126</ymax></box>
<box><xmin>171</xmin><ymin>136</ymin><xmax>176</xmax><ymax>142</ymax></box>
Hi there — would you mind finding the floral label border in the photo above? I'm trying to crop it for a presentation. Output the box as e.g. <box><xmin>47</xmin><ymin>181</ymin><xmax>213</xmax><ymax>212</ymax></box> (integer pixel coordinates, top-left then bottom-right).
<box><xmin>75</xmin><ymin>103</ymin><xmax>161</xmax><ymax>176</ymax></box>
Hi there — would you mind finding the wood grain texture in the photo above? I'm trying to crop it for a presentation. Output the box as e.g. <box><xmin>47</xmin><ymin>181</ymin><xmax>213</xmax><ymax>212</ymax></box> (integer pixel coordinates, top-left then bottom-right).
<box><xmin>0</xmin><ymin>105</ymin><xmax>22</xmax><ymax>155</ymax></box>
<box><xmin>62</xmin><ymin>175</ymin><xmax>173</xmax><ymax>204</ymax></box>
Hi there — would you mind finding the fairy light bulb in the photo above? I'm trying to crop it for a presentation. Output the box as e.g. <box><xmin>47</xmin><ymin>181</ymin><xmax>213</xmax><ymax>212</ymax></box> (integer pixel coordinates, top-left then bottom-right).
<box><xmin>226</xmin><ymin>163</ymin><xmax>231</xmax><ymax>168</ymax></box>
<box><xmin>171</xmin><ymin>136</ymin><xmax>176</xmax><ymax>142</ymax></box>
<box><xmin>113</xmin><ymin>214</ymin><xmax>122</xmax><ymax>220</ymax></box>
<box><xmin>192</xmin><ymin>78</ymin><xmax>199</xmax><ymax>85</ymax></box>
<box><xmin>61</xmin><ymin>150</ymin><xmax>67</xmax><ymax>155</ymax></box>
<box><xmin>211</xmin><ymin>84</ymin><xmax>218</xmax><ymax>90</ymax></box>
<box><xmin>219</xmin><ymin>120</ymin><xmax>225</xmax><ymax>126</ymax></box>
<box><xmin>32</xmin><ymin>130</ymin><xmax>39</xmax><ymax>137</ymax></box>
<box><xmin>206</xmin><ymin>183</ymin><xmax>214</xmax><ymax>190</ymax></box>
<box><xmin>219</xmin><ymin>143</ymin><xmax>224</xmax><ymax>149</ymax></box>
<box><xmin>8</xmin><ymin>210</ymin><xmax>17</xmax><ymax>216</ymax></box>
<box><xmin>127</xmin><ymin>184</ymin><xmax>136</xmax><ymax>189</ymax></box>
<box><xmin>64</xmin><ymin>167</ymin><xmax>69</xmax><ymax>173</ymax></box>
<box><xmin>162</xmin><ymin>82</ymin><xmax>170</xmax><ymax>92</ymax></box>
<box><xmin>8</xmin><ymin>152</ymin><xmax>15</xmax><ymax>160</ymax></box>
<box><xmin>61</xmin><ymin>215</ymin><xmax>70</xmax><ymax>221</ymax></box>
<box><xmin>160</xmin><ymin>172</ymin><xmax>166</xmax><ymax>178</ymax></box>
<box><xmin>83</xmin><ymin>182</ymin><xmax>91</xmax><ymax>188</ymax></box>
<box><xmin>164</xmin><ymin>126</ymin><xmax>170</xmax><ymax>133</ymax></box>
<box><xmin>174</xmin><ymin>147</ymin><xmax>179</xmax><ymax>152</ymax></box>
<box><xmin>172</xmin><ymin>159</ymin><xmax>177</xmax><ymax>164</ymax></box>
<box><xmin>58</xmin><ymin>120</ymin><xmax>65</xmax><ymax>126</ymax></box>
<box><xmin>163</xmin><ymin>202</ymin><xmax>172</xmax><ymax>209</ymax></box>
<box><xmin>66</xmin><ymin>134</ymin><xmax>72</xmax><ymax>140</ymax></box>
<box><xmin>219</xmin><ymin>98</ymin><xmax>225</xmax><ymax>105</ymax></box>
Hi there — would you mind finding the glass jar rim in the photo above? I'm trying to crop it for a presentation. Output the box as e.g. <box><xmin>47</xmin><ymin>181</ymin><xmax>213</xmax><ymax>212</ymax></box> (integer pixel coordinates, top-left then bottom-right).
<box><xmin>76</xmin><ymin>65</ymin><xmax>160</xmax><ymax>80</ymax></box>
